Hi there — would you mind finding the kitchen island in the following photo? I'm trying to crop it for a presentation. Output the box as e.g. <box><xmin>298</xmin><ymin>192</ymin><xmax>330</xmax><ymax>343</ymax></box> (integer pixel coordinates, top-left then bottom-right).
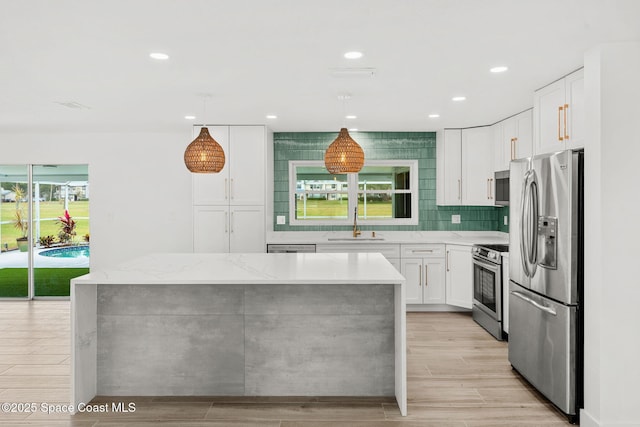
<box><xmin>71</xmin><ymin>252</ymin><xmax>407</xmax><ymax>415</ymax></box>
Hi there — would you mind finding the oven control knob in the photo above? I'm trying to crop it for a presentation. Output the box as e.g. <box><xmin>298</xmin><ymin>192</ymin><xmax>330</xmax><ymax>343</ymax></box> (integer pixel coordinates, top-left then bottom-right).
<box><xmin>488</xmin><ymin>252</ymin><xmax>496</xmax><ymax>259</ymax></box>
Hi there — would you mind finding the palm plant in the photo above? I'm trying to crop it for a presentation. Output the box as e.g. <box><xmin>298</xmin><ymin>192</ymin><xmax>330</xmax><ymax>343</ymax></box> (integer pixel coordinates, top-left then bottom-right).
<box><xmin>57</xmin><ymin>209</ymin><xmax>76</xmax><ymax>243</ymax></box>
<box><xmin>13</xmin><ymin>209</ymin><xmax>28</xmax><ymax>239</ymax></box>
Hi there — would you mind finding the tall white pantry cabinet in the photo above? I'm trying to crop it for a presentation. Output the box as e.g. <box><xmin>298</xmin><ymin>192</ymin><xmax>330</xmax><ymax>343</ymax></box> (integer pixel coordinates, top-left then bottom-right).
<box><xmin>192</xmin><ymin>125</ymin><xmax>273</xmax><ymax>253</ymax></box>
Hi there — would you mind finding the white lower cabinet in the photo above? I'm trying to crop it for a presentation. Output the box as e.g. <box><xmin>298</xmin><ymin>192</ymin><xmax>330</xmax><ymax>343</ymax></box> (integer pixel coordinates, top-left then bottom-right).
<box><xmin>290</xmin><ymin>241</ymin><xmax>481</xmax><ymax>311</ymax></box>
<box><xmin>445</xmin><ymin>244</ymin><xmax>473</xmax><ymax>309</ymax></box>
<box><xmin>401</xmin><ymin>244</ymin><xmax>446</xmax><ymax>305</ymax></box>
<box><xmin>401</xmin><ymin>257</ymin><xmax>446</xmax><ymax>305</ymax></box>
<box><xmin>194</xmin><ymin>205</ymin><xmax>265</xmax><ymax>253</ymax></box>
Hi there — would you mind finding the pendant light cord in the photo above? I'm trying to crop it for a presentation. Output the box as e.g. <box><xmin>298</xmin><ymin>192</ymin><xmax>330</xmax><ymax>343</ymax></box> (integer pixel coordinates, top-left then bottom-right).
<box><xmin>342</xmin><ymin>95</ymin><xmax>346</xmax><ymax>129</ymax></box>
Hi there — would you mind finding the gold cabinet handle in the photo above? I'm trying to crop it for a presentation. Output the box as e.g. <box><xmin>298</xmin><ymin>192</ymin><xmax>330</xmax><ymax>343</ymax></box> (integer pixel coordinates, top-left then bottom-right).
<box><xmin>513</xmin><ymin>137</ymin><xmax>517</xmax><ymax>160</ymax></box>
<box><xmin>564</xmin><ymin>103</ymin><xmax>569</xmax><ymax>140</ymax></box>
<box><xmin>487</xmin><ymin>179</ymin><xmax>490</xmax><ymax>199</ymax></box>
<box><xmin>225</xmin><ymin>212</ymin><xmax>228</xmax><ymax>233</ymax></box>
<box><xmin>558</xmin><ymin>106</ymin><xmax>564</xmax><ymax>141</ymax></box>
<box><xmin>419</xmin><ymin>264</ymin><xmax>422</xmax><ymax>287</ymax></box>
<box><xmin>446</xmin><ymin>251</ymin><xmax>450</xmax><ymax>272</ymax></box>
<box><xmin>489</xmin><ymin>178</ymin><xmax>493</xmax><ymax>199</ymax></box>
<box><xmin>510</xmin><ymin>138</ymin><xmax>515</xmax><ymax>160</ymax></box>
<box><xmin>425</xmin><ymin>264</ymin><xmax>428</xmax><ymax>287</ymax></box>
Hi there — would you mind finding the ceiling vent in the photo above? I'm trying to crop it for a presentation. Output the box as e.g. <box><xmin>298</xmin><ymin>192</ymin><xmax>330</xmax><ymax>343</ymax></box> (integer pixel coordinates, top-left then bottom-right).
<box><xmin>55</xmin><ymin>101</ymin><xmax>91</xmax><ymax>110</ymax></box>
<box><xmin>329</xmin><ymin>67</ymin><xmax>376</xmax><ymax>78</ymax></box>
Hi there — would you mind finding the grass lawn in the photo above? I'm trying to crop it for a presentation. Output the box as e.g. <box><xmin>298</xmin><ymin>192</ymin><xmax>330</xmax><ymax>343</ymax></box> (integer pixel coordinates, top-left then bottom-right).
<box><xmin>296</xmin><ymin>199</ymin><xmax>392</xmax><ymax>218</ymax></box>
<box><xmin>1</xmin><ymin>201</ymin><xmax>89</xmax><ymax>250</ymax></box>
<box><xmin>0</xmin><ymin>268</ymin><xmax>89</xmax><ymax>297</ymax></box>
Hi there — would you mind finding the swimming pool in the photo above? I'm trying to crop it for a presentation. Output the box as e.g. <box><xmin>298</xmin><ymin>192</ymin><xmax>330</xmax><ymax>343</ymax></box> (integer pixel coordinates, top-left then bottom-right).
<box><xmin>39</xmin><ymin>245</ymin><xmax>90</xmax><ymax>258</ymax></box>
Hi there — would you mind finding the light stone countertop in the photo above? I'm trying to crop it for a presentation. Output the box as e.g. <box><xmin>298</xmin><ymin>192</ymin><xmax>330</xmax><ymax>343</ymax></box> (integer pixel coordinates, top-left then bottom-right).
<box><xmin>267</xmin><ymin>230</ymin><xmax>509</xmax><ymax>246</ymax></box>
<box><xmin>71</xmin><ymin>252</ymin><xmax>405</xmax><ymax>285</ymax></box>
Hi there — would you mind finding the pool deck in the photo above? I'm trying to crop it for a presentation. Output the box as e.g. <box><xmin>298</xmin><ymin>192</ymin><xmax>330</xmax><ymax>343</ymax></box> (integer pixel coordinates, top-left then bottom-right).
<box><xmin>0</xmin><ymin>247</ymin><xmax>89</xmax><ymax>268</ymax></box>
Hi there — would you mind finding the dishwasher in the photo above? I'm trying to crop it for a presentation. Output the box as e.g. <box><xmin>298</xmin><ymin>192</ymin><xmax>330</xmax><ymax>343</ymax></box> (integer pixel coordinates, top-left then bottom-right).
<box><xmin>266</xmin><ymin>244</ymin><xmax>316</xmax><ymax>253</ymax></box>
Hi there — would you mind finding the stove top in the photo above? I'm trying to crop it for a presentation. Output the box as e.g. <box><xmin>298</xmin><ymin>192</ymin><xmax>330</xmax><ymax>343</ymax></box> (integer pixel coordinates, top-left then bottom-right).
<box><xmin>477</xmin><ymin>243</ymin><xmax>509</xmax><ymax>252</ymax></box>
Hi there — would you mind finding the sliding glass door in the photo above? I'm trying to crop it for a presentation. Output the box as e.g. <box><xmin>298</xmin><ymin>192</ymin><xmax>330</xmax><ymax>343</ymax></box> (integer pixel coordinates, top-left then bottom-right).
<box><xmin>0</xmin><ymin>164</ymin><xmax>89</xmax><ymax>299</ymax></box>
<box><xmin>0</xmin><ymin>165</ymin><xmax>29</xmax><ymax>297</ymax></box>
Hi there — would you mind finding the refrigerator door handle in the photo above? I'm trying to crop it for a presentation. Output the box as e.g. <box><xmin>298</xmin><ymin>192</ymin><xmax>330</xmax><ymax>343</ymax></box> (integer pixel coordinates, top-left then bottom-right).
<box><xmin>527</xmin><ymin>174</ymin><xmax>539</xmax><ymax>276</ymax></box>
<box><xmin>511</xmin><ymin>291</ymin><xmax>557</xmax><ymax>316</ymax></box>
<box><xmin>520</xmin><ymin>170</ymin><xmax>531</xmax><ymax>277</ymax></box>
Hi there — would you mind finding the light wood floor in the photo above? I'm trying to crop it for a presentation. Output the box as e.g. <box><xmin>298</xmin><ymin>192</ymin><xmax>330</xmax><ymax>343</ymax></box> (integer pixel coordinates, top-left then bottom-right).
<box><xmin>0</xmin><ymin>301</ymin><xmax>571</xmax><ymax>426</ymax></box>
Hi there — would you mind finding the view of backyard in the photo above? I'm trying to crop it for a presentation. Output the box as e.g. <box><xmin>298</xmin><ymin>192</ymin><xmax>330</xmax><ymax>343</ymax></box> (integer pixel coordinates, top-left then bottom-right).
<box><xmin>293</xmin><ymin>163</ymin><xmax>413</xmax><ymax>221</ymax></box>
<box><xmin>1</xmin><ymin>200</ymin><xmax>89</xmax><ymax>251</ymax></box>
<box><xmin>296</xmin><ymin>198</ymin><xmax>393</xmax><ymax>219</ymax></box>
<box><xmin>0</xmin><ymin>165</ymin><xmax>90</xmax><ymax>298</ymax></box>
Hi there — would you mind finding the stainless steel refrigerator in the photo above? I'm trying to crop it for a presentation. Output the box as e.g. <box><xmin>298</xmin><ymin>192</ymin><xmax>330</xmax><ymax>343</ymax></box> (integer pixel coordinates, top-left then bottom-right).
<box><xmin>509</xmin><ymin>149</ymin><xmax>583</xmax><ymax>423</ymax></box>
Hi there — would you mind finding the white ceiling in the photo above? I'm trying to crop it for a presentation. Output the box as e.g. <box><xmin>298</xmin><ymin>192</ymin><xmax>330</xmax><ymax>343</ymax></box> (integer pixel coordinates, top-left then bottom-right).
<box><xmin>1</xmin><ymin>0</ymin><xmax>639</xmax><ymax>134</ymax></box>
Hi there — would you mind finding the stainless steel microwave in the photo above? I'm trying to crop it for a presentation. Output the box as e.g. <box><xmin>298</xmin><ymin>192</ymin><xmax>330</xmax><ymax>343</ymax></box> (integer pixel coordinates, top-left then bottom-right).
<box><xmin>494</xmin><ymin>170</ymin><xmax>509</xmax><ymax>206</ymax></box>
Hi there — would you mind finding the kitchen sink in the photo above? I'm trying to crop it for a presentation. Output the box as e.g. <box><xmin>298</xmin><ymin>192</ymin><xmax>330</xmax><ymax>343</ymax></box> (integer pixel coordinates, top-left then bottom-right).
<box><xmin>327</xmin><ymin>237</ymin><xmax>385</xmax><ymax>241</ymax></box>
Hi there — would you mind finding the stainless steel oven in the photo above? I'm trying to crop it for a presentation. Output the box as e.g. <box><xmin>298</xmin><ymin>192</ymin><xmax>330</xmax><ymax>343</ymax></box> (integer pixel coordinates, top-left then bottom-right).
<box><xmin>472</xmin><ymin>244</ymin><xmax>508</xmax><ymax>340</ymax></box>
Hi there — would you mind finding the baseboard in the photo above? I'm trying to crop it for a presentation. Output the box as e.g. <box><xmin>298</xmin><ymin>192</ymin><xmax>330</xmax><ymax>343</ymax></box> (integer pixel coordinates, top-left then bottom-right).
<box><xmin>580</xmin><ymin>409</ymin><xmax>599</xmax><ymax>427</ymax></box>
<box><xmin>406</xmin><ymin>304</ymin><xmax>471</xmax><ymax>312</ymax></box>
<box><xmin>580</xmin><ymin>409</ymin><xmax>640</xmax><ymax>427</ymax></box>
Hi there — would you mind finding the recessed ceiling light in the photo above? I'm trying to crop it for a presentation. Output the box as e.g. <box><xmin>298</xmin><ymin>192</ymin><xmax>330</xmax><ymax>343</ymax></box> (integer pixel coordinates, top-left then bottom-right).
<box><xmin>452</xmin><ymin>96</ymin><xmax>466</xmax><ymax>102</ymax></box>
<box><xmin>345</xmin><ymin>115</ymin><xmax>357</xmax><ymax>119</ymax></box>
<box><xmin>184</xmin><ymin>115</ymin><xmax>196</xmax><ymax>120</ymax></box>
<box><xmin>490</xmin><ymin>66</ymin><xmax>508</xmax><ymax>73</ymax></box>
<box><xmin>150</xmin><ymin>52</ymin><xmax>169</xmax><ymax>60</ymax></box>
<box><xmin>344</xmin><ymin>51</ymin><xmax>363</xmax><ymax>59</ymax></box>
<box><xmin>428</xmin><ymin>114</ymin><xmax>440</xmax><ymax>118</ymax></box>
<box><xmin>349</xmin><ymin>128</ymin><xmax>358</xmax><ymax>132</ymax></box>
<box><xmin>266</xmin><ymin>115</ymin><xmax>278</xmax><ymax>119</ymax></box>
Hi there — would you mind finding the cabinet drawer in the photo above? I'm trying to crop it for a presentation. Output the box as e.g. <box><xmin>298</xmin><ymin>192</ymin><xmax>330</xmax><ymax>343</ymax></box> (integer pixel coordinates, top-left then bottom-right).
<box><xmin>315</xmin><ymin>244</ymin><xmax>400</xmax><ymax>259</ymax></box>
<box><xmin>401</xmin><ymin>244</ymin><xmax>445</xmax><ymax>258</ymax></box>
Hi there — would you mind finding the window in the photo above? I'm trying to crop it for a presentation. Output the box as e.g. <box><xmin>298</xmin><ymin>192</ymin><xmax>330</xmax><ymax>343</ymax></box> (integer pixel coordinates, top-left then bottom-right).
<box><xmin>289</xmin><ymin>160</ymin><xmax>418</xmax><ymax>225</ymax></box>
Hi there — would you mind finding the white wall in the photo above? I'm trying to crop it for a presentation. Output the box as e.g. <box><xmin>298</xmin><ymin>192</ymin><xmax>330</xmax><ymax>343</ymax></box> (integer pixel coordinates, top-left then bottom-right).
<box><xmin>0</xmin><ymin>131</ymin><xmax>193</xmax><ymax>271</ymax></box>
<box><xmin>582</xmin><ymin>42</ymin><xmax>640</xmax><ymax>427</ymax></box>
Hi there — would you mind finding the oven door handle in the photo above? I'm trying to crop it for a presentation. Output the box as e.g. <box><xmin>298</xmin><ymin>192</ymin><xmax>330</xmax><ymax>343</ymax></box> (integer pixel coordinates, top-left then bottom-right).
<box><xmin>472</xmin><ymin>257</ymin><xmax>500</xmax><ymax>273</ymax></box>
<box><xmin>510</xmin><ymin>291</ymin><xmax>557</xmax><ymax>316</ymax></box>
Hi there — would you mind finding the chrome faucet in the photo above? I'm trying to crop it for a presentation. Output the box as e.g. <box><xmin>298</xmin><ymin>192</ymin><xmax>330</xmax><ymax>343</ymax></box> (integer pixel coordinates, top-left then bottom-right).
<box><xmin>353</xmin><ymin>206</ymin><xmax>361</xmax><ymax>238</ymax></box>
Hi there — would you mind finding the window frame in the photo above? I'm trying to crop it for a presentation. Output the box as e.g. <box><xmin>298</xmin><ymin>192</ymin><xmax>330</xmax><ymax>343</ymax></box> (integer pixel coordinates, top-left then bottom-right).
<box><xmin>288</xmin><ymin>159</ymin><xmax>419</xmax><ymax>226</ymax></box>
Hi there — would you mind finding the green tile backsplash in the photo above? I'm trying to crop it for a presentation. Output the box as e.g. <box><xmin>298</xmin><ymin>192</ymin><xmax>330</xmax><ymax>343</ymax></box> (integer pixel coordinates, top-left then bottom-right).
<box><xmin>273</xmin><ymin>131</ymin><xmax>507</xmax><ymax>232</ymax></box>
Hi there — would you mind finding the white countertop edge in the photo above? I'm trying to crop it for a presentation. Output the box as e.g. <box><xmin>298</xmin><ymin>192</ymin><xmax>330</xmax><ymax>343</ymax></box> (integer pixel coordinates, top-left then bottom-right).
<box><xmin>72</xmin><ymin>278</ymin><xmax>405</xmax><ymax>286</ymax></box>
<box><xmin>71</xmin><ymin>252</ymin><xmax>405</xmax><ymax>286</ymax></box>
<box><xmin>266</xmin><ymin>230</ymin><xmax>508</xmax><ymax>246</ymax></box>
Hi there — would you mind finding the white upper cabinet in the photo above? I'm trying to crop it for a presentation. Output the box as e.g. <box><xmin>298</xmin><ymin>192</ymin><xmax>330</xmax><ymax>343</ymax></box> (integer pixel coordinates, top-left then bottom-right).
<box><xmin>461</xmin><ymin>127</ymin><xmax>494</xmax><ymax>206</ymax></box>
<box><xmin>493</xmin><ymin>110</ymin><xmax>532</xmax><ymax>172</ymax></box>
<box><xmin>192</xmin><ymin>126</ymin><xmax>230</xmax><ymax>205</ymax></box>
<box><xmin>437</xmin><ymin>129</ymin><xmax>463</xmax><ymax>205</ymax></box>
<box><xmin>533</xmin><ymin>68</ymin><xmax>584</xmax><ymax>155</ymax></box>
<box><xmin>228</xmin><ymin>126</ymin><xmax>266</xmax><ymax>205</ymax></box>
<box><xmin>193</xmin><ymin>125</ymin><xmax>266</xmax><ymax>206</ymax></box>
<box><xmin>565</xmin><ymin>70</ymin><xmax>585</xmax><ymax>151</ymax></box>
<box><xmin>437</xmin><ymin>127</ymin><xmax>493</xmax><ymax>206</ymax></box>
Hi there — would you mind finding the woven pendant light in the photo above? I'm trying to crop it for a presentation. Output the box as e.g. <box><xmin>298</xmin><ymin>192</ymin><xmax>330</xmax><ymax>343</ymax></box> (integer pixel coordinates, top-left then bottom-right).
<box><xmin>324</xmin><ymin>127</ymin><xmax>365</xmax><ymax>174</ymax></box>
<box><xmin>184</xmin><ymin>127</ymin><xmax>225</xmax><ymax>173</ymax></box>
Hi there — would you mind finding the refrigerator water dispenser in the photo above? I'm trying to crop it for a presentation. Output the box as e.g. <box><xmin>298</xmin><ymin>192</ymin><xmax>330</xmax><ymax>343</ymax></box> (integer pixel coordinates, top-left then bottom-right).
<box><xmin>538</xmin><ymin>216</ymin><xmax>558</xmax><ymax>269</ymax></box>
